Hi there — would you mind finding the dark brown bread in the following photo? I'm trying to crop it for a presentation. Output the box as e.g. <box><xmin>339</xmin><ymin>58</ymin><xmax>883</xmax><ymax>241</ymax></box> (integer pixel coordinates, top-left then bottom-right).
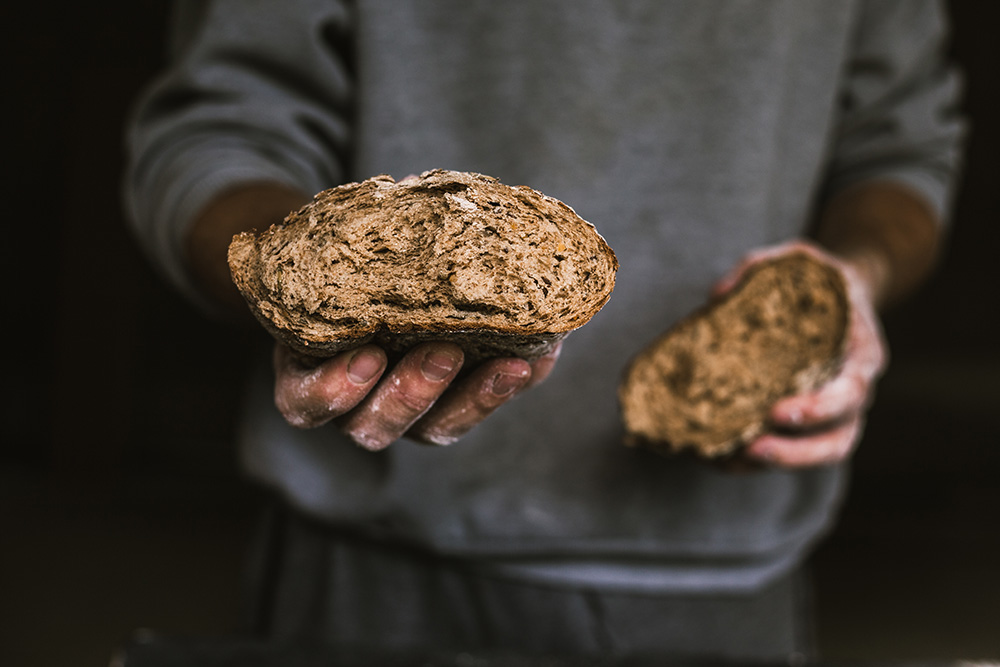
<box><xmin>618</xmin><ymin>252</ymin><xmax>850</xmax><ymax>458</ymax></box>
<box><xmin>228</xmin><ymin>170</ymin><xmax>618</xmax><ymax>362</ymax></box>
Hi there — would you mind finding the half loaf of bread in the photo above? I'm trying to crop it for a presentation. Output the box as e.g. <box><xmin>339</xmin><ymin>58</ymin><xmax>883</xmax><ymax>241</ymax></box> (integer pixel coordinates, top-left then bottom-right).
<box><xmin>228</xmin><ymin>169</ymin><xmax>618</xmax><ymax>362</ymax></box>
<box><xmin>618</xmin><ymin>252</ymin><xmax>849</xmax><ymax>459</ymax></box>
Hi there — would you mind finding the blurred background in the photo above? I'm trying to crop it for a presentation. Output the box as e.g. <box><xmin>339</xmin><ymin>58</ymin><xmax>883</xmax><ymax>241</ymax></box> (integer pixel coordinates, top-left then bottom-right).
<box><xmin>2</xmin><ymin>2</ymin><xmax>998</xmax><ymax>665</ymax></box>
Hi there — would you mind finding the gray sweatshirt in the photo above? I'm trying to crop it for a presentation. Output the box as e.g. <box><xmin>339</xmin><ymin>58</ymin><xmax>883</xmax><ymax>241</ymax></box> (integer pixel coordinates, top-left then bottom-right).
<box><xmin>126</xmin><ymin>0</ymin><xmax>963</xmax><ymax>593</ymax></box>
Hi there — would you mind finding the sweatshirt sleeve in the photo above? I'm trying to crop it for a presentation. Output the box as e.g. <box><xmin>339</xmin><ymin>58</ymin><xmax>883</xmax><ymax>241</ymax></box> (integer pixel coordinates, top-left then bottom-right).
<box><xmin>124</xmin><ymin>0</ymin><xmax>354</xmax><ymax>310</ymax></box>
<box><xmin>822</xmin><ymin>0</ymin><xmax>965</xmax><ymax>221</ymax></box>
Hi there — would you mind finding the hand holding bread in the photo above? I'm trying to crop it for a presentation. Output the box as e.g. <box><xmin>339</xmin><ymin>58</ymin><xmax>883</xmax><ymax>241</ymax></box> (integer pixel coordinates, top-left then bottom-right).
<box><xmin>737</xmin><ymin>243</ymin><xmax>888</xmax><ymax>467</ymax></box>
<box><xmin>619</xmin><ymin>241</ymin><xmax>887</xmax><ymax>468</ymax></box>
<box><xmin>229</xmin><ymin>170</ymin><xmax>616</xmax><ymax>450</ymax></box>
<box><xmin>272</xmin><ymin>339</ymin><xmax>561</xmax><ymax>450</ymax></box>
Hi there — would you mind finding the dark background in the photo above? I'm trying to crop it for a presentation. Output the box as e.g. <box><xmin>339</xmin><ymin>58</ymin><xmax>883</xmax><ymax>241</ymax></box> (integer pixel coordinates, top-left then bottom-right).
<box><xmin>2</xmin><ymin>2</ymin><xmax>998</xmax><ymax>665</ymax></box>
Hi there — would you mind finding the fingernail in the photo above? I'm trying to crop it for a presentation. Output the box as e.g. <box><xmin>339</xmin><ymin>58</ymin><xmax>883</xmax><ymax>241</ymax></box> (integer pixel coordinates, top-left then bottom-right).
<box><xmin>783</xmin><ymin>407</ymin><xmax>804</xmax><ymax>425</ymax></box>
<box><xmin>491</xmin><ymin>370</ymin><xmax>528</xmax><ymax>397</ymax></box>
<box><xmin>347</xmin><ymin>349</ymin><xmax>384</xmax><ymax>384</ymax></box>
<box><xmin>422</xmin><ymin>349</ymin><xmax>461</xmax><ymax>381</ymax></box>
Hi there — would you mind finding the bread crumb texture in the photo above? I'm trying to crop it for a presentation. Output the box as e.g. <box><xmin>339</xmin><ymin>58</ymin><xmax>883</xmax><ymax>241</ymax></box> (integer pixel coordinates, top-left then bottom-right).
<box><xmin>618</xmin><ymin>252</ymin><xmax>849</xmax><ymax>458</ymax></box>
<box><xmin>229</xmin><ymin>170</ymin><xmax>617</xmax><ymax>360</ymax></box>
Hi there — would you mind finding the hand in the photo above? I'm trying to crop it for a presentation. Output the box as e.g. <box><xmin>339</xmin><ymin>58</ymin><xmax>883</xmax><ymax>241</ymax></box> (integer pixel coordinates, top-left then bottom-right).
<box><xmin>273</xmin><ymin>341</ymin><xmax>561</xmax><ymax>451</ymax></box>
<box><xmin>714</xmin><ymin>241</ymin><xmax>889</xmax><ymax>468</ymax></box>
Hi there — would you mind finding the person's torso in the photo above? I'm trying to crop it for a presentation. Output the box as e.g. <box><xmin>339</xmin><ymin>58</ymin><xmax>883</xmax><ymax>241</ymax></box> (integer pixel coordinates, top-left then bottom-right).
<box><xmin>241</xmin><ymin>0</ymin><xmax>859</xmax><ymax>591</ymax></box>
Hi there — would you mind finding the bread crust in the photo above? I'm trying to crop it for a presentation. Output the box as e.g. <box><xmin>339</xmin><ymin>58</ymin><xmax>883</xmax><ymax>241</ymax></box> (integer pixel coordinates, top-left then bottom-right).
<box><xmin>228</xmin><ymin>170</ymin><xmax>617</xmax><ymax>363</ymax></box>
<box><xmin>618</xmin><ymin>252</ymin><xmax>850</xmax><ymax>458</ymax></box>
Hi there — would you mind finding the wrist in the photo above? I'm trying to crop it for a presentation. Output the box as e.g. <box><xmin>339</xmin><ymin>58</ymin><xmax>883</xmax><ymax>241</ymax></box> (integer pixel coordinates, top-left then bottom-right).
<box><xmin>186</xmin><ymin>182</ymin><xmax>310</xmax><ymax>320</ymax></box>
<box><xmin>831</xmin><ymin>246</ymin><xmax>892</xmax><ymax>309</ymax></box>
<box><xmin>815</xmin><ymin>180</ymin><xmax>942</xmax><ymax>309</ymax></box>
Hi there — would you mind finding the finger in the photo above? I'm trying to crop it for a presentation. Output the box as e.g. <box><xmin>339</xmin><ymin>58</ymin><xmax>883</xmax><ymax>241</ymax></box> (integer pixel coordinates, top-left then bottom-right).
<box><xmin>770</xmin><ymin>316</ymin><xmax>886</xmax><ymax>430</ymax></box>
<box><xmin>410</xmin><ymin>342</ymin><xmax>561</xmax><ymax>446</ymax></box>
<box><xmin>745</xmin><ymin>416</ymin><xmax>864</xmax><ymax>468</ymax></box>
<box><xmin>710</xmin><ymin>263</ymin><xmax>751</xmax><ymax>298</ymax></box>
<box><xmin>770</xmin><ymin>371</ymin><xmax>872</xmax><ymax>429</ymax></box>
<box><xmin>273</xmin><ymin>344</ymin><xmax>387</xmax><ymax>428</ymax></box>
<box><xmin>338</xmin><ymin>342</ymin><xmax>464</xmax><ymax>451</ymax></box>
<box><xmin>522</xmin><ymin>341</ymin><xmax>563</xmax><ymax>391</ymax></box>
<box><xmin>410</xmin><ymin>357</ymin><xmax>532</xmax><ymax>445</ymax></box>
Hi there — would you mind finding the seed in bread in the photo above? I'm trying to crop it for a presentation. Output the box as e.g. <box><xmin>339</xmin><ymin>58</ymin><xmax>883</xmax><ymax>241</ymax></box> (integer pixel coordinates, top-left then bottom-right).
<box><xmin>618</xmin><ymin>252</ymin><xmax>850</xmax><ymax>459</ymax></box>
<box><xmin>228</xmin><ymin>169</ymin><xmax>618</xmax><ymax>362</ymax></box>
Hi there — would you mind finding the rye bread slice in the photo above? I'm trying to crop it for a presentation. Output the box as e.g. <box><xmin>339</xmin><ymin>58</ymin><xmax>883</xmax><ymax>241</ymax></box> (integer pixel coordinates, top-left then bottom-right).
<box><xmin>618</xmin><ymin>252</ymin><xmax>849</xmax><ymax>459</ymax></box>
<box><xmin>228</xmin><ymin>169</ymin><xmax>618</xmax><ymax>362</ymax></box>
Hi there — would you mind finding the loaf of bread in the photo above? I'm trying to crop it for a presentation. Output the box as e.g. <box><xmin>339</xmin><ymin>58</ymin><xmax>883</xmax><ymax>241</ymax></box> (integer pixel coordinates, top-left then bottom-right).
<box><xmin>618</xmin><ymin>252</ymin><xmax>850</xmax><ymax>458</ymax></box>
<box><xmin>228</xmin><ymin>169</ymin><xmax>618</xmax><ymax>362</ymax></box>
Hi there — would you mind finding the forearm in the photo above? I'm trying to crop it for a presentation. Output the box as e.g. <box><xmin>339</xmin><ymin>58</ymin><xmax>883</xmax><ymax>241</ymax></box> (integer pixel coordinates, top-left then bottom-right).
<box><xmin>185</xmin><ymin>182</ymin><xmax>311</xmax><ymax>320</ymax></box>
<box><xmin>814</xmin><ymin>180</ymin><xmax>943</xmax><ymax>309</ymax></box>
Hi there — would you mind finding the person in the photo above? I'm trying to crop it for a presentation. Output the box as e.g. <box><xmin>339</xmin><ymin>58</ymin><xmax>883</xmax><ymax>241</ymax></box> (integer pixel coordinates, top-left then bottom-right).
<box><xmin>125</xmin><ymin>0</ymin><xmax>964</xmax><ymax>660</ymax></box>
